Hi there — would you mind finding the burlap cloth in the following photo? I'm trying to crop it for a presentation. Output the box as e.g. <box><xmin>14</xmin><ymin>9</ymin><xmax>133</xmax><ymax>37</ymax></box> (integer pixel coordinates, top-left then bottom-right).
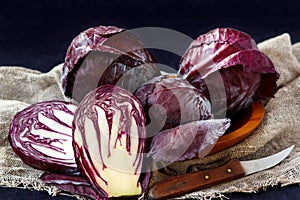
<box><xmin>0</xmin><ymin>33</ymin><xmax>300</xmax><ymax>199</ymax></box>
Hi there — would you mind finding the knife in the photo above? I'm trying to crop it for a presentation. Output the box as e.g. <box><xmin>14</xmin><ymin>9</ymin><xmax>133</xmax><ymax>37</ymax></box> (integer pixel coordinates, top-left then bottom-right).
<box><xmin>147</xmin><ymin>145</ymin><xmax>294</xmax><ymax>200</ymax></box>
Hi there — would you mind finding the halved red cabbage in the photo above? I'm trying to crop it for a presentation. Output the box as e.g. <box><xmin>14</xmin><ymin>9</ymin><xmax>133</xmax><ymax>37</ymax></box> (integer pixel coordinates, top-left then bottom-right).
<box><xmin>148</xmin><ymin>119</ymin><xmax>230</xmax><ymax>163</ymax></box>
<box><xmin>179</xmin><ymin>28</ymin><xmax>279</xmax><ymax>115</ymax></box>
<box><xmin>73</xmin><ymin>85</ymin><xmax>146</xmax><ymax>198</ymax></box>
<box><xmin>9</xmin><ymin>100</ymin><xmax>78</xmax><ymax>175</ymax></box>
<box><xmin>179</xmin><ymin>27</ymin><xmax>258</xmax><ymax>77</ymax></box>
<box><xmin>134</xmin><ymin>76</ymin><xmax>212</xmax><ymax>135</ymax></box>
<box><xmin>62</xmin><ymin>25</ymin><xmax>160</xmax><ymax>102</ymax></box>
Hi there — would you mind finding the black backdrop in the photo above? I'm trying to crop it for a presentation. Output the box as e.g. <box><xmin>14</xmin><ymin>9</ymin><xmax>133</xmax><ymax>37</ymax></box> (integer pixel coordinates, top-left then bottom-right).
<box><xmin>0</xmin><ymin>0</ymin><xmax>300</xmax><ymax>199</ymax></box>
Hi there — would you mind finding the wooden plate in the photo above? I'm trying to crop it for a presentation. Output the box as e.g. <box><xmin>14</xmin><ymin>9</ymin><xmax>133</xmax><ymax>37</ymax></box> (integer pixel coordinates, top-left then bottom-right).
<box><xmin>208</xmin><ymin>101</ymin><xmax>265</xmax><ymax>155</ymax></box>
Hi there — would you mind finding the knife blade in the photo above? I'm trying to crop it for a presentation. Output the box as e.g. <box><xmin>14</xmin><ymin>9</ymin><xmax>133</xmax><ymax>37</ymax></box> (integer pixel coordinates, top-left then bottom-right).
<box><xmin>147</xmin><ymin>145</ymin><xmax>294</xmax><ymax>200</ymax></box>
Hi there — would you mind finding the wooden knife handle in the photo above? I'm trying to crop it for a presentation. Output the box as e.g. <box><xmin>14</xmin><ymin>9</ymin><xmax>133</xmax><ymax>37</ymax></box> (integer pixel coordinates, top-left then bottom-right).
<box><xmin>147</xmin><ymin>159</ymin><xmax>246</xmax><ymax>200</ymax></box>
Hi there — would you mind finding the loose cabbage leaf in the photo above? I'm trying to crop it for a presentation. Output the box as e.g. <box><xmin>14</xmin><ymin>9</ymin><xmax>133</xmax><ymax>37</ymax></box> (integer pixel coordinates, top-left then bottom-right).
<box><xmin>148</xmin><ymin>119</ymin><xmax>230</xmax><ymax>163</ymax></box>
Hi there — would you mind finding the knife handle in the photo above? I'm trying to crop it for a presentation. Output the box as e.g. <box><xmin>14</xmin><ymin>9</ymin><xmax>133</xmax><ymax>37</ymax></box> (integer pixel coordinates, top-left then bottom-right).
<box><xmin>147</xmin><ymin>159</ymin><xmax>246</xmax><ymax>200</ymax></box>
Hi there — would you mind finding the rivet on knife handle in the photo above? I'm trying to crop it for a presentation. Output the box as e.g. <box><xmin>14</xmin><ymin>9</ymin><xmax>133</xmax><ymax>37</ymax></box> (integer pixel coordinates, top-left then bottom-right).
<box><xmin>147</xmin><ymin>159</ymin><xmax>245</xmax><ymax>200</ymax></box>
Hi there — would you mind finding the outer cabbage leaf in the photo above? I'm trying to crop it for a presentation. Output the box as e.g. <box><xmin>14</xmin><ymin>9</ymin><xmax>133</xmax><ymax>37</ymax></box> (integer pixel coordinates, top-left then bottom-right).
<box><xmin>40</xmin><ymin>173</ymin><xmax>107</xmax><ymax>200</ymax></box>
<box><xmin>148</xmin><ymin>119</ymin><xmax>230</xmax><ymax>163</ymax></box>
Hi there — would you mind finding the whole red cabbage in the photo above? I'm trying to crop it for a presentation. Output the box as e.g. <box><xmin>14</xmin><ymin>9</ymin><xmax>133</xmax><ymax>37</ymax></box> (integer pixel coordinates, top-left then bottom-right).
<box><xmin>179</xmin><ymin>28</ymin><xmax>279</xmax><ymax>115</ymax></box>
<box><xmin>72</xmin><ymin>85</ymin><xmax>147</xmax><ymax>198</ymax></box>
<box><xmin>9</xmin><ymin>100</ymin><xmax>79</xmax><ymax>175</ymax></box>
<box><xmin>62</xmin><ymin>26</ymin><xmax>160</xmax><ymax>102</ymax></box>
<box><xmin>134</xmin><ymin>76</ymin><xmax>212</xmax><ymax>135</ymax></box>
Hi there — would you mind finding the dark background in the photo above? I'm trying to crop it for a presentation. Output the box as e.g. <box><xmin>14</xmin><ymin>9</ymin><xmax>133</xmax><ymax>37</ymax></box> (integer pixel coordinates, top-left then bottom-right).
<box><xmin>0</xmin><ymin>0</ymin><xmax>300</xmax><ymax>199</ymax></box>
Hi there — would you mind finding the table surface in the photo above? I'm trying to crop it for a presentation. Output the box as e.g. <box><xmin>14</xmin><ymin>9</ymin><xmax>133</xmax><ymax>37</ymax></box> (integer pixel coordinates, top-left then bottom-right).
<box><xmin>0</xmin><ymin>0</ymin><xmax>299</xmax><ymax>199</ymax></box>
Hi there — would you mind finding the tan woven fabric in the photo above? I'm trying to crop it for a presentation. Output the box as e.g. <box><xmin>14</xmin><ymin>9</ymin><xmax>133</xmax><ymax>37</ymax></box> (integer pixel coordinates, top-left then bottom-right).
<box><xmin>258</xmin><ymin>33</ymin><xmax>300</xmax><ymax>87</ymax></box>
<box><xmin>0</xmin><ymin>33</ymin><xmax>299</xmax><ymax>199</ymax></box>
